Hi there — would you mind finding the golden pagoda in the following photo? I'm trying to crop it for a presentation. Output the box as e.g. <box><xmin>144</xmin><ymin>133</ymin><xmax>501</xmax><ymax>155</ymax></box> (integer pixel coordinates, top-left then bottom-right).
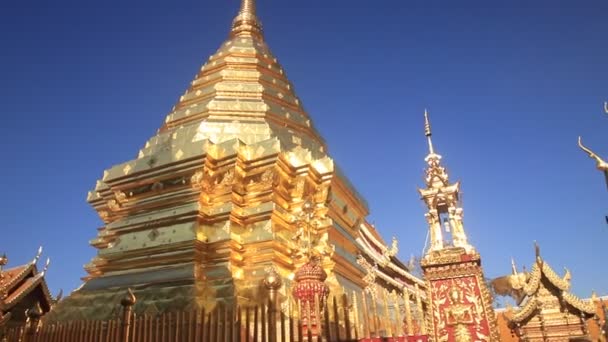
<box><xmin>418</xmin><ymin>110</ymin><xmax>500</xmax><ymax>342</ymax></box>
<box><xmin>493</xmin><ymin>244</ymin><xmax>599</xmax><ymax>341</ymax></box>
<box><xmin>47</xmin><ymin>0</ymin><xmax>421</xmax><ymax>322</ymax></box>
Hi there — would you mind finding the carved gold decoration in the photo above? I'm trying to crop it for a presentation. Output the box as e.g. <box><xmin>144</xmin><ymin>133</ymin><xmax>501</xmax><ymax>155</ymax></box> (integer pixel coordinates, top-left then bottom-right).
<box><xmin>260</xmin><ymin>168</ymin><xmax>275</xmax><ymax>187</ymax></box>
<box><xmin>442</xmin><ymin>283</ymin><xmax>475</xmax><ymax>342</ymax></box>
<box><xmin>106</xmin><ymin>199</ymin><xmax>120</xmax><ymax>212</ymax></box>
<box><xmin>218</xmin><ymin>169</ymin><xmax>235</xmax><ymax>188</ymax></box>
<box><xmin>114</xmin><ymin>190</ymin><xmax>128</xmax><ymax>204</ymax></box>
<box><xmin>496</xmin><ymin>244</ymin><xmax>596</xmax><ymax>340</ymax></box>
<box><xmin>98</xmin><ymin>211</ymin><xmax>109</xmax><ymax>221</ymax></box>
<box><xmin>191</xmin><ymin>169</ymin><xmax>214</xmax><ymax>193</ymax></box>
<box><xmin>579</xmin><ymin>136</ymin><xmax>608</xmax><ymax>171</ymax></box>
<box><xmin>291</xmin><ymin>199</ymin><xmax>334</xmax><ymax>262</ymax></box>
<box><xmin>190</xmin><ymin>170</ymin><xmax>204</xmax><ymax>189</ymax></box>
<box><xmin>293</xmin><ymin>177</ymin><xmax>306</xmax><ymax>198</ymax></box>
<box><xmin>578</xmin><ymin>104</ymin><xmax>608</xmax><ymax>194</ymax></box>
<box><xmin>357</xmin><ymin>255</ymin><xmax>378</xmax><ymax>297</ymax></box>
<box><xmin>562</xmin><ymin>291</ymin><xmax>595</xmax><ymax>314</ymax></box>
<box><xmin>378</xmin><ymin>237</ymin><xmax>398</xmax><ymax>267</ymax></box>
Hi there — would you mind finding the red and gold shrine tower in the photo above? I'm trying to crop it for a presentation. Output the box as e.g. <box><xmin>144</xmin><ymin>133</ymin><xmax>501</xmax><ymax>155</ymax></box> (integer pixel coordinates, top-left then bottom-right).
<box><xmin>418</xmin><ymin>110</ymin><xmax>499</xmax><ymax>342</ymax></box>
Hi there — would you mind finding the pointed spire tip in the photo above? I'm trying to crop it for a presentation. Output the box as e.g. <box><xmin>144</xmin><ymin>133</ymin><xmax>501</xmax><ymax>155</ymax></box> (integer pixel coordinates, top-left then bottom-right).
<box><xmin>423</xmin><ymin>109</ymin><xmax>435</xmax><ymax>155</ymax></box>
<box><xmin>424</xmin><ymin>108</ymin><xmax>432</xmax><ymax>137</ymax></box>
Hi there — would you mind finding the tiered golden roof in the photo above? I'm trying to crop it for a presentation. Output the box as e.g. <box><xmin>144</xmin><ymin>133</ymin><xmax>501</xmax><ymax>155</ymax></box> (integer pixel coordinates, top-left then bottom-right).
<box><xmin>0</xmin><ymin>248</ymin><xmax>53</xmax><ymax>328</ymax></box>
<box><xmin>494</xmin><ymin>244</ymin><xmax>597</xmax><ymax>341</ymax></box>
<box><xmin>506</xmin><ymin>246</ymin><xmax>595</xmax><ymax>324</ymax></box>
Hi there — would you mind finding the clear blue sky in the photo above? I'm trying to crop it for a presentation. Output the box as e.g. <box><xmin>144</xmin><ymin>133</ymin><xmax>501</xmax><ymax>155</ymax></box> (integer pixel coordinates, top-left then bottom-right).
<box><xmin>1</xmin><ymin>0</ymin><xmax>607</xmax><ymax>302</ymax></box>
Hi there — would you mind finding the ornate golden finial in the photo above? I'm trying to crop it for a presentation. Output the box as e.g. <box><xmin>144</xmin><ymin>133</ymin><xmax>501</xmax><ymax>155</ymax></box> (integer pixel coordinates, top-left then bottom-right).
<box><xmin>534</xmin><ymin>241</ymin><xmax>543</xmax><ymax>265</ymax></box>
<box><xmin>424</xmin><ymin>109</ymin><xmax>435</xmax><ymax>155</ymax></box>
<box><xmin>32</xmin><ymin>246</ymin><xmax>43</xmax><ymax>265</ymax></box>
<box><xmin>563</xmin><ymin>267</ymin><xmax>571</xmax><ymax>282</ymax></box>
<box><xmin>54</xmin><ymin>289</ymin><xmax>64</xmax><ymax>303</ymax></box>
<box><xmin>121</xmin><ymin>288</ymin><xmax>137</xmax><ymax>307</ymax></box>
<box><xmin>41</xmin><ymin>258</ymin><xmax>51</xmax><ymax>276</ymax></box>
<box><xmin>357</xmin><ymin>255</ymin><xmax>378</xmax><ymax>296</ymax></box>
<box><xmin>231</xmin><ymin>0</ymin><xmax>263</xmax><ymax>39</ymax></box>
<box><xmin>578</xmin><ymin>136</ymin><xmax>608</xmax><ymax>171</ymax></box>
<box><xmin>380</xmin><ymin>237</ymin><xmax>398</xmax><ymax>266</ymax></box>
<box><xmin>263</xmin><ymin>265</ymin><xmax>282</xmax><ymax>291</ymax></box>
<box><xmin>511</xmin><ymin>257</ymin><xmax>518</xmax><ymax>275</ymax></box>
<box><xmin>0</xmin><ymin>254</ymin><xmax>7</xmax><ymax>280</ymax></box>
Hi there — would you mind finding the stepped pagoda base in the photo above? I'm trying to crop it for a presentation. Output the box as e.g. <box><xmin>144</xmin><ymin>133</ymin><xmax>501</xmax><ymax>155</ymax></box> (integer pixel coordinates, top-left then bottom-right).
<box><xmin>45</xmin><ymin>262</ymin><xmax>276</xmax><ymax>322</ymax></box>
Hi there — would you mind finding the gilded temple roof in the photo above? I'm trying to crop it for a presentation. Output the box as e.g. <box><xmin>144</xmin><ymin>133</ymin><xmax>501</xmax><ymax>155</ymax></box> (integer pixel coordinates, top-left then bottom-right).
<box><xmin>356</xmin><ymin>222</ymin><xmax>425</xmax><ymax>292</ymax></box>
<box><xmin>0</xmin><ymin>249</ymin><xmax>53</xmax><ymax>325</ymax></box>
<box><xmin>506</xmin><ymin>247</ymin><xmax>596</xmax><ymax>323</ymax></box>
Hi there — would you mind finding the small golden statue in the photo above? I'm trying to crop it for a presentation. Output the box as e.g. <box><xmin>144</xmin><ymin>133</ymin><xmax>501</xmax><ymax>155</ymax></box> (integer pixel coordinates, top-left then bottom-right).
<box><xmin>291</xmin><ymin>199</ymin><xmax>334</xmax><ymax>262</ymax></box>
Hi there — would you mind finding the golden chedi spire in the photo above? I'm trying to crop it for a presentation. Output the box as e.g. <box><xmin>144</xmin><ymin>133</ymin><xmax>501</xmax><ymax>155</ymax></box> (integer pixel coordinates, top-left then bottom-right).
<box><xmin>418</xmin><ymin>110</ymin><xmax>473</xmax><ymax>254</ymax></box>
<box><xmin>62</xmin><ymin>0</ymin><xmax>411</xmax><ymax>323</ymax></box>
<box><xmin>231</xmin><ymin>0</ymin><xmax>263</xmax><ymax>39</ymax></box>
<box><xmin>143</xmin><ymin>0</ymin><xmax>326</xmax><ymax>158</ymax></box>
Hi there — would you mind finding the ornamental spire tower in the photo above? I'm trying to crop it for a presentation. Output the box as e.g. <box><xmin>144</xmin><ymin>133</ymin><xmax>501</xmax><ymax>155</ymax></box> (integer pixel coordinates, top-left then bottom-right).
<box><xmin>418</xmin><ymin>110</ymin><xmax>472</xmax><ymax>253</ymax></box>
<box><xmin>418</xmin><ymin>110</ymin><xmax>499</xmax><ymax>342</ymax></box>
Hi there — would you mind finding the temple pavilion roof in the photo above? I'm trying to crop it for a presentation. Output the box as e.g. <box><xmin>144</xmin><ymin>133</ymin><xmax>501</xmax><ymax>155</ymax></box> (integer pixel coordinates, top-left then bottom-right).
<box><xmin>0</xmin><ymin>248</ymin><xmax>54</xmax><ymax>327</ymax></box>
<box><xmin>497</xmin><ymin>245</ymin><xmax>596</xmax><ymax>324</ymax></box>
<box><xmin>356</xmin><ymin>222</ymin><xmax>424</xmax><ymax>290</ymax></box>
